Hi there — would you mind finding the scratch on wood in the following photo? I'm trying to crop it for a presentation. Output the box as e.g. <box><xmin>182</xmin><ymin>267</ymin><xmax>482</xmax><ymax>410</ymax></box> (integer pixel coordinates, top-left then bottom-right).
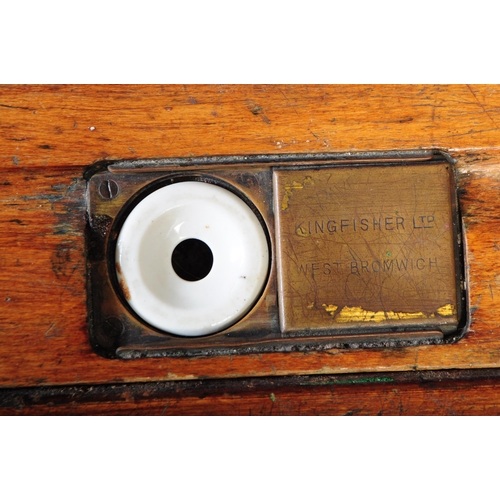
<box><xmin>246</xmin><ymin>100</ymin><xmax>271</xmax><ymax>124</ymax></box>
<box><xmin>43</xmin><ymin>323</ymin><xmax>56</xmax><ymax>337</ymax></box>
<box><xmin>275</xmin><ymin>86</ymin><xmax>299</xmax><ymax>115</ymax></box>
<box><xmin>0</xmin><ymin>103</ymin><xmax>35</xmax><ymax>111</ymax></box>
<box><xmin>466</xmin><ymin>84</ymin><xmax>499</xmax><ymax>128</ymax></box>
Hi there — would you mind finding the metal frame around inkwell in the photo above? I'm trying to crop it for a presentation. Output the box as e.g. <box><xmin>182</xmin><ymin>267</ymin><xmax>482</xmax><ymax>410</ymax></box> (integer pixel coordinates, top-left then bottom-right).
<box><xmin>86</xmin><ymin>150</ymin><xmax>468</xmax><ymax>359</ymax></box>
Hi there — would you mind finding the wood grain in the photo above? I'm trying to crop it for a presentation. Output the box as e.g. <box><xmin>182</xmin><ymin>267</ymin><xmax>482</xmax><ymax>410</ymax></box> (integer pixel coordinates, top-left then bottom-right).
<box><xmin>2</xmin><ymin>85</ymin><xmax>500</xmax><ymax>407</ymax></box>
<box><xmin>2</xmin><ymin>85</ymin><xmax>500</xmax><ymax>169</ymax></box>
<box><xmin>3</xmin><ymin>370</ymin><xmax>500</xmax><ymax>415</ymax></box>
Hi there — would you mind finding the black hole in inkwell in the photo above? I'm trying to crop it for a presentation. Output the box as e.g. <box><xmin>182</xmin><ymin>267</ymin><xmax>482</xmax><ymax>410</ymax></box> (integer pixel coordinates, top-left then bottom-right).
<box><xmin>171</xmin><ymin>239</ymin><xmax>214</xmax><ymax>282</ymax></box>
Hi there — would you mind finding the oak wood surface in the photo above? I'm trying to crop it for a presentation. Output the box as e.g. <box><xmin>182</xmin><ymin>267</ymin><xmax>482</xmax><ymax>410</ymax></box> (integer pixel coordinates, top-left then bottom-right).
<box><xmin>2</xmin><ymin>85</ymin><xmax>500</xmax><ymax>415</ymax></box>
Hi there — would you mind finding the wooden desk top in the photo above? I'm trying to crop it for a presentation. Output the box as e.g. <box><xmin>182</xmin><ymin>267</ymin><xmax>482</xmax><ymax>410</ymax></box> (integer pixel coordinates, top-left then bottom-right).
<box><xmin>2</xmin><ymin>85</ymin><xmax>500</xmax><ymax>414</ymax></box>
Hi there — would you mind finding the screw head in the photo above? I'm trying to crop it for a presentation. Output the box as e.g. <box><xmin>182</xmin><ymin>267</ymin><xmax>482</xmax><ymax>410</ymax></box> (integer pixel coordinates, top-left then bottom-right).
<box><xmin>104</xmin><ymin>317</ymin><xmax>124</xmax><ymax>337</ymax></box>
<box><xmin>95</xmin><ymin>317</ymin><xmax>124</xmax><ymax>350</ymax></box>
<box><xmin>99</xmin><ymin>179</ymin><xmax>119</xmax><ymax>200</ymax></box>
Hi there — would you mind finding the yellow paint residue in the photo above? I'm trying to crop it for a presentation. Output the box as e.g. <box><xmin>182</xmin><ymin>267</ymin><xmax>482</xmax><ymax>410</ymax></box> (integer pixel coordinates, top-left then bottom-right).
<box><xmin>281</xmin><ymin>176</ymin><xmax>314</xmax><ymax>211</ymax></box>
<box><xmin>296</xmin><ymin>226</ymin><xmax>308</xmax><ymax>237</ymax></box>
<box><xmin>307</xmin><ymin>302</ymin><xmax>315</xmax><ymax>310</ymax></box>
<box><xmin>321</xmin><ymin>304</ymin><xmax>338</xmax><ymax>316</ymax></box>
<box><xmin>335</xmin><ymin>306</ymin><xmax>388</xmax><ymax>323</ymax></box>
<box><xmin>437</xmin><ymin>303</ymin><xmax>455</xmax><ymax>317</ymax></box>
<box><xmin>385</xmin><ymin>311</ymin><xmax>428</xmax><ymax>320</ymax></box>
<box><xmin>320</xmin><ymin>304</ymin><xmax>455</xmax><ymax>323</ymax></box>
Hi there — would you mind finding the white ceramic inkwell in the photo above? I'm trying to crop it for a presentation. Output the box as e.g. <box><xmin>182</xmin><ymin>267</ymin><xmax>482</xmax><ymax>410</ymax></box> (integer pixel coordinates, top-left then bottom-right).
<box><xmin>115</xmin><ymin>181</ymin><xmax>270</xmax><ymax>336</ymax></box>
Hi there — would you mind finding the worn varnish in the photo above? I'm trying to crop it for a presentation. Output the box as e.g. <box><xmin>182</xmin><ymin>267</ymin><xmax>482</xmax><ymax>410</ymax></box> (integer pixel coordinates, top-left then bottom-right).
<box><xmin>3</xmin><ymin>85</ymin><xmax>500</xmax><ymax>168</ymax></box>
<box><xmin>3</xmin><ymin>370</ymin><xmax>500</xmax><ymax>416</ymax></box>
<box><xmin>2</xmin><ymin>85</ymin><xmax>500</xmax><ymax>414</ymax></box>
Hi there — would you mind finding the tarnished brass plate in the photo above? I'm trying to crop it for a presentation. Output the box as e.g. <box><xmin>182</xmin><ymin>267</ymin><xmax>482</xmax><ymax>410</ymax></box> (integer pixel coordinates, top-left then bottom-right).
<box><xmin>274</xmin><ymin>163</ymin><xmax>461</xmax><ymax>335</ymax></box>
